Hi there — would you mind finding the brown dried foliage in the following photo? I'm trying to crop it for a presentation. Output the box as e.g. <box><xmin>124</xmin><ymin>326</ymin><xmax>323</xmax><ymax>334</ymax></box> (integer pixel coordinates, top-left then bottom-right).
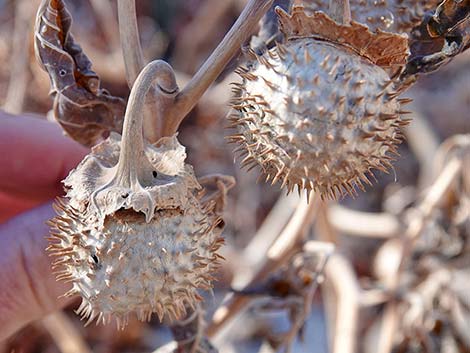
<box><xmin>276</xmin><ymin>6</ymin><xmax>409</xmax><ymax>68</ymax></box>
<box><xmin>34</xmin><ymin>0</ymin><xmax>126</xmax><ymax>147</ymax></box>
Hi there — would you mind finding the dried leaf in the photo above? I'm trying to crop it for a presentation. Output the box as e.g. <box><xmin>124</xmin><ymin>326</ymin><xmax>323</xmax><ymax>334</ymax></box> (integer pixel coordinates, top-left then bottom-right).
<box><xmin>276</xmin><ymin>6</ymin><xmax>410</xmax><ymax>68</ymax></box>
<box><xmin>293</xmin><ymin>0</ymin><xmax>440</xmax><ymax>34</ymax></box>
<box><xmin>34</xmin><ymin>0</ymin><xmax>125</xmax><ymax>147</ymax></box>
<box><xmin>426</xmin><ymin>0</ymin><xmax>470</xmax><ymax>38</ymax></box>
<box><xmin>402</xmin><ymin>0</ymin><xmax>470</xmax><ymax>77</ymax></box>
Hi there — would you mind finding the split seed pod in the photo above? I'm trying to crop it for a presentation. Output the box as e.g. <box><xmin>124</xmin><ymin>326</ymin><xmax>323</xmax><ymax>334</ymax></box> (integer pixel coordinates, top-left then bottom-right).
<box><xmin>230</xmin><ymin>7</ymin><xmax>411</xmax><ymax>198</ymax></box>
<box><xmin>48</xmin><ymin>61</ymin><xmax>229</xmax><ymax>328</ymax></box>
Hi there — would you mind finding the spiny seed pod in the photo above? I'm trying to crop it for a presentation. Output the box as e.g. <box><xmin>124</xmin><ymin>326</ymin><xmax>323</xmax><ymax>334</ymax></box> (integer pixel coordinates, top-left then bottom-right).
<box><xmin>229</xmin><ymin>7</ymin><xmax>411</xmax><ymax>199</ymax></box>
<box><xmin>295</xmin><ymin>0</ymin><xmax>439</xmax><ymax>33</ymax></box>
<box><xmin>48</xmin><ymin>61</ymin><xmax>229</xmax><ymax>328</ymax></box>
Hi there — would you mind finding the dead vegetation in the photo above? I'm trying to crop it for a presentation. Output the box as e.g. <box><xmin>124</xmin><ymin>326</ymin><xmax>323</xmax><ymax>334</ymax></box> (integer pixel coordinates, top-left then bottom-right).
<box><xmin>0</xmin><ymin>0</ymin><xmax>469</xmax><ymax>352</ymax></box>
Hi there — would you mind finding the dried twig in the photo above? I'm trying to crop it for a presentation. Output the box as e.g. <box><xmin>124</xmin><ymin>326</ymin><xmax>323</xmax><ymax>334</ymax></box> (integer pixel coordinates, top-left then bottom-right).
<box><xmin>41</xmin><ymin>311</ymin><xmax>93</xmax><ymax>353</ymax></box>
<box><xmin>232</xmin><ymin>192</ymin><xmax>298</xmax><ymax>288</ymax></box>
<box><xmin>162</xmin><ymin>0</ymin><xmax>274</xmax><ymax>136</ymax></box>
<box><xmin>327</xmin><ymin>204</ymin><xmax>402</xmax><ymax>238</ymax></box>
<box><xmin>117</xmin><ymin>0</ymin><xmax>145</xmax><ymax>86</ymax></box>
<box><xmin>324</xmin><ymin>254</ymin><xmax>360</xmax><ymax>353</ymax></box>
<box><xmin>278</xmin><ymin>241</ymin><xmax>333</xmax><ymax>353</ymax></box>
<box><xmin>207</xmin><ymin>194</ymin><xmax>319</xmax><ymax>339</ymax></box>
<box><xmin>152</xmin><ymin>305</ymin><xmax>217</xmax><ymax>353</ymax></box>
<box><xmin>117</xmin><ymin>0</ymin><xmax>167</xmax><ymax>143</ymax></box>
<box><xmin>375</xmin><ymin>155</ymin><xmax>464</xmax><ymax>353</ymax></box>
<box><xmin>315</xmin><ymin>204</ymin><xmax>360</xmax><ymax>353</ymax></box>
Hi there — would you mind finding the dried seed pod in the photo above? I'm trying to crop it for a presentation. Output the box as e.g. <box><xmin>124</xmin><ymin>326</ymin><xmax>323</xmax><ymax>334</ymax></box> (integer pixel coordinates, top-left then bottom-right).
<box><xmin>48</xmin><ymin>61</ymin><xmax>229</xmax><ymax>328</ymax></box>
<box><xmin>295</xmin><ymin>0</ymin><xmax>439</xmax><ymax>33</ymax></box>
<box><xmin>230</xmin><ymin>7</ymin><xmax>411</xmax><ymax>198</ymax></box>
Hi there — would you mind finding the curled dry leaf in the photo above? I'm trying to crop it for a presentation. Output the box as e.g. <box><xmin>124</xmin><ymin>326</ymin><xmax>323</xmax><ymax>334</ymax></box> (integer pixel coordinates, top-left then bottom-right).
<box><xmin>34</xmin><ymin>0</ymin><xmax>125</xmax><ymax>147</ymax></box>
<box><xmin>425</xmin><ymin>0</ymin><xmax>470</xmax><ymax>38</ymax></box>
<box><xmin>229</xmin><ymin>6</ymin><xmax>411</xmax><ymax>199</ymax></box>
<box><xmin>402</xmin><ymin>0</ymin><xmax>470</xmax><ymax>78</ymax></box>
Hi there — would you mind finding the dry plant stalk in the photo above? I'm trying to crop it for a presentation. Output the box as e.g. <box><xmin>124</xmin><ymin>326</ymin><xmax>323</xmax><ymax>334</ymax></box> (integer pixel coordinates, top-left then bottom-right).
<box><xmin>315</xmin><ymin>204</ymin><xmax>360</xmax><ymax>353</ymax></box>
<box><xmin>375</xmin><ymin>152</ymin><xmax>465</xmax><ymax>353</ymax></box>
<box><xmin>117</xmin><ymin>0</ymin><xmax>274</xmax><ymax>142</ymax></box>
<box><xmin>161</xmin><ymin>0</ymin><xmax>275</xmax><ymax>137</ymax></box>
<box><xmin>117</xmin><ymin>0</ymin><xmax>164</xmax><ymax>143</ymax></box>
<box><xmin>208</xmin><ymin>194</ymin><xmax>320</xmax><ymax>339</ymax></box>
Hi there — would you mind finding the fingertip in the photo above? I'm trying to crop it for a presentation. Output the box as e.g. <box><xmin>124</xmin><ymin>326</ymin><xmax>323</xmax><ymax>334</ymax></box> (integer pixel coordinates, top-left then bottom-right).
<box><xmin>0</xmin><ymin>113</ymin><xmax>88</xmax><ymax>200</ymax></box>
<box><xmin>0</xmin><ymin>203</ymin><xmax>75</xmax><ymax>341</ymax></box>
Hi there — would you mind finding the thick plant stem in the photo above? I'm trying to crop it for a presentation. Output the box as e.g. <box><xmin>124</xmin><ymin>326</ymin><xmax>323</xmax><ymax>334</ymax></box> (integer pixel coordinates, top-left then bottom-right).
<box><xmin>117</xmin><ymin>0</ymin><xmax>144</xmax><ymax>86</ymax></box>
<box><xmin>115</xmin><ymin>60</ymin><xmax>177</xmax><ymax>184</ymax></box>
<box><xmin>118</xmin><ymin>0</ymin><xmax>166</xmax><ymax>143</ymax></box>
<box><xmin>329</xmin><ymin>0</ymin><xmax>351</xmax><ymax>24</ymax></box>
<box><xmin>162</xmin><ymin>0</ymin><xmax>274</xmax><ymax>136</ymax></box>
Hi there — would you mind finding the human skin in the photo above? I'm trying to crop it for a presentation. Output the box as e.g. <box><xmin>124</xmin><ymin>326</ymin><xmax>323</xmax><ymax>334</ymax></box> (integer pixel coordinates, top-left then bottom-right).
<box><xmin>0</xmin><ymin>112</ymin><xmax>87</xmax><ymax>341</ymax></box>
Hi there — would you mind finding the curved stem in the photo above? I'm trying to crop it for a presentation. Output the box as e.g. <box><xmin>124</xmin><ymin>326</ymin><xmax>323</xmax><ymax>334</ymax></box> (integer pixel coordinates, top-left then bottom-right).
<box><xmin>115</xmin><ymin>60</ymin><xmax>175</xmax><ymax>186</ymax></box>
<box><xmin>118</xmin><ymin>0</ymin><xmax>167</xmax><ymax>144</ymax></box>
<box><xmin>163</xmin><ymin>0</ymin><xmax>274</xmax><ymax>136</ymax></box>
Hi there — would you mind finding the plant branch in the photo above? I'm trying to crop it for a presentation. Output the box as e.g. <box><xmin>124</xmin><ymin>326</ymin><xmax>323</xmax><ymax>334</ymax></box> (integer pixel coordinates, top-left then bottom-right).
<box><xmin>207</xmin><ymin>194</ymin><xmax>319</xmax><ymax>340</ymax></box>
<box><xmin>375</xmin><ymin>155</ymin><xmax>464</xmax><ymax>353</ymax></box>
<box><xmin>118</xmin><ymin>0</ymin><xmax>167</xmax><ymax>143</ymax></box>
<box><xmin>327</xmin><ymin>204</ymin><xmax>402</xmax><ymax>238</ymax></box>
<box><xmin>115</xmin><ymin>60</ymin><xmax>177</xmax><ymax>184</ymax></box>
<box><xmin>117</xmin><ymin>0</ymin><xmax>144</xmax><ymax>86</ymax></box>
<box><xmin>315</xmin><ymin>204</ymin><xmax>360</xmax><ymax>353</ymax></box>
<box><xmin>162</xmin><ymin>0</ymin><xmax>274</xmax><ymax>136</ymax></box>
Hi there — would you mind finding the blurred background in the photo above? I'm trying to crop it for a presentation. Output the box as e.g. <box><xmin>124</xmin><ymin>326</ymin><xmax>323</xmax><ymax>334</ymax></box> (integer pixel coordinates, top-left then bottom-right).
<box><xmin>0</xmin><ymin>0</ymin><xmax>468</xmax><ymax>352</ymax></box>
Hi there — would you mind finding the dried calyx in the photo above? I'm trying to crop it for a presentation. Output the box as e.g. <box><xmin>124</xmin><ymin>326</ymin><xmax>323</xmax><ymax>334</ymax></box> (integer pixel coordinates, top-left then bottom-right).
<box><xmin>296</xmin><ymin>0</ymin><xmax>439</xmax><ymax>33</ymax></box>
<box><xmin>48</xmin><ymin>60</ymin><xmax>228</xmax><ymax>328</ymax></box>
<box><xmin>230</xmin><ymin>6</ymin><xmax>411</xmax><ymax>199</ymax></box>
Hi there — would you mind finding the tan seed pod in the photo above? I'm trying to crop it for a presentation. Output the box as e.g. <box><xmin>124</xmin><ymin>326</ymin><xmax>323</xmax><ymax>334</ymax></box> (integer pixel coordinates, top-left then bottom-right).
<box><xmin>48</xmin><ymin>61</ymin><xmax>230</xmax><ymax>328</ymax></box>
<box><xmin>295</xmin><ymin>0</ymin><xmax>439</xmax><ymax>33</ymax></box>
<box><xmin>229</xmin><ymin>7</ymin><xmax>411</xmax><ymax>199</ymax></box>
